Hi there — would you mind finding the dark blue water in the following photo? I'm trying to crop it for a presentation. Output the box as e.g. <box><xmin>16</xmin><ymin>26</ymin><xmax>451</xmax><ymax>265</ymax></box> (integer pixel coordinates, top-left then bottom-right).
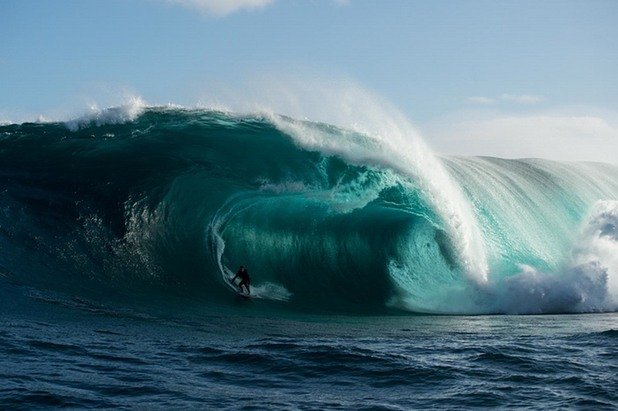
<box><xmin>1</xmin><ymin>277</ymin><xmax>616</xmax><ymax>409</ymax></box>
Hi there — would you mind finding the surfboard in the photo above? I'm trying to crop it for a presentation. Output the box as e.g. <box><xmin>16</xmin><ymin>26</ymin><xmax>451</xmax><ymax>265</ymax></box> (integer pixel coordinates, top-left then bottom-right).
<box><xmin>223</xmin><ymin>267</ymin><xmax>260</xmax><ymax>300</ymax></box>
<box><xmin>236</xmin><ymin>290</ymin><xmax>252</xmax><ymax>299</ymax></box>
<box><xmin>226</xmin><ymin>276</ymin><xmax>252</xmax><ymax>298</ymax></box>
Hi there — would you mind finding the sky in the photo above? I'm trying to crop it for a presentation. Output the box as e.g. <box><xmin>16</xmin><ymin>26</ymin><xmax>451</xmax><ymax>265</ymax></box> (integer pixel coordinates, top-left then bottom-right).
<box><xmin>1</xmin><ymin>0</ymin><xmax>617</xmax><ymax>162</ymax></box>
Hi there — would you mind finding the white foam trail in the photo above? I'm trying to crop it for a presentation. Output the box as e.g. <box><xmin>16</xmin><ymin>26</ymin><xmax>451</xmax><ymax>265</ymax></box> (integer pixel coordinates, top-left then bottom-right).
<box><xmin>249</xmin><ymin>282</ymin><xmax>293</xmax><ymax>301</ymax></box>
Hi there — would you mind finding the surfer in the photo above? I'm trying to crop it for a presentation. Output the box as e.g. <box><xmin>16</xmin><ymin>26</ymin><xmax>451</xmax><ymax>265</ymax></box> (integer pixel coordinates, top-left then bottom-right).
<box><xmin>232</xmin><ymin>265</ymin><xmax>251</xmax><ymax>295</ymax></box>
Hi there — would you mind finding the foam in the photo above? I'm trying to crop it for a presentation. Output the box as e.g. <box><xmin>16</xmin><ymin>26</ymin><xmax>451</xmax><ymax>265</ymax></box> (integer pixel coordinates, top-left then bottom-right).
<box><xmin>571</xmin><ymin>200</ymin><xmax>618</xmax><ymax>306</ymax></box>
<box><xmin>484</xmin><ymin>200</ymin><xmax>618</xmax><ymax>314</ymax></box>
<box><xmin>65</xmin><ymin>96</ymin><xmax>146</xmax><ymax>131</ymax></box>
<box><xmin>493</xmin><ymin>263</ymin><xmax>609</xmax><ymax>314</ymax></box>
<box><xmin>250</xmin><ymin>281</ymin><xmax>293</xmax><ymax>301</ymax></box>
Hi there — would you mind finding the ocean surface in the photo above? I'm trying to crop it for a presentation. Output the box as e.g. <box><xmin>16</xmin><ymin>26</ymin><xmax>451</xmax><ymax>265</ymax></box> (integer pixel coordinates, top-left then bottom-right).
<box><xmin>1</xmin><ymin>105</ymin><xmax>617</xmax><ymax>408</ymax></box>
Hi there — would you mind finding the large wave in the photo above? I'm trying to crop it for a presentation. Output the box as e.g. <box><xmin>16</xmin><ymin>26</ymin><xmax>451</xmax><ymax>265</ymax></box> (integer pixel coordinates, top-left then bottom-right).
<box><xmin>1</xmin><ymin>106</ymin><xmax>616</xmax><ymax>314</ymax></box>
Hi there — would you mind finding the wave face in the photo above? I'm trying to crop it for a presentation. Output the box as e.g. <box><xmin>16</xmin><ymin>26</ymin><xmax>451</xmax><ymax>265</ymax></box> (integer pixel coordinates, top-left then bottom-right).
<box><xmin>1</xmin><ymin>108</ymin><xmax>617</xmax><ymax>314</ymax></box>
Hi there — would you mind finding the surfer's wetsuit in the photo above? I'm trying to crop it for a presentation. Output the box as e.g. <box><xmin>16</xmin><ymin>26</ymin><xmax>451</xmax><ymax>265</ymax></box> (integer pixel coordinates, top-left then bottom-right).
<box><xmin>233</xmin><ymin>267</ymin><xmax>251</xmax><ymax>294</ymax></box>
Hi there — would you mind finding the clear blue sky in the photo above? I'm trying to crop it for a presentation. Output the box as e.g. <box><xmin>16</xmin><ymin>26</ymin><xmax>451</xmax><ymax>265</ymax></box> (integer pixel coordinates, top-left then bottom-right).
<box><xmin>1</xmin><ymin>0</ymin><xmax>617</xmax><ymax>161</ymax></box>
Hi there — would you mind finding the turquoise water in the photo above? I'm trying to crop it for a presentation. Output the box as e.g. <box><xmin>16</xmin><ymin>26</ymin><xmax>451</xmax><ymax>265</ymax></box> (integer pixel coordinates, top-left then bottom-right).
<box><xmin>0</xmin><ymin>106</ymin><xmax>617</xmax><ymax>408</ymax></box>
